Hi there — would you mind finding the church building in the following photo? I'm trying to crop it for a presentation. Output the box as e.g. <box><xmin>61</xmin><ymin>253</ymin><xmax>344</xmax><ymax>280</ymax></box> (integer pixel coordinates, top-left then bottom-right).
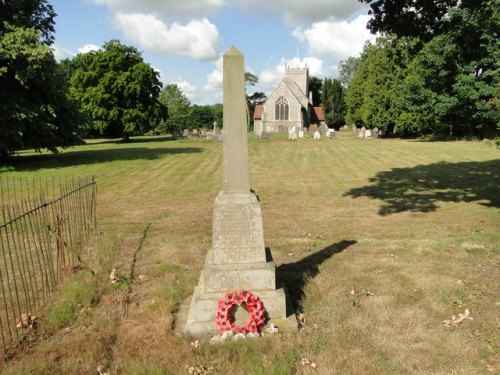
<box><xmin>253</xmin><ymin>65</ymin><xmax>325</xmax><ymax>135</ymax></box>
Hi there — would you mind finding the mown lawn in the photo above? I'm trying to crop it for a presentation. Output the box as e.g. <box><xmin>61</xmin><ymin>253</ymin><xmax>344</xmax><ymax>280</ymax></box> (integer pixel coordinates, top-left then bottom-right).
<box><xmin>1</xmin><ymin>130</ymin><xmax>499</xmax><ymax>374</ymax></box>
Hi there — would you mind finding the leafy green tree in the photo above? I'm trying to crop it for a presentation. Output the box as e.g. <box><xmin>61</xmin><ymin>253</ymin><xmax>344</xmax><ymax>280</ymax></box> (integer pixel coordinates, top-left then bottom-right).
<box><xmin>359</xmin><ymin>0</ymin><xmax>485</xmax><ymax>41</ymax></box>
<box><xmin>308</xmin><ymin>76</ymin><xmax>322</xmax><ymax>106</ymax></box>
<box><xmin>345</xmin><ymin>37</ymin><xmax>415</xmax><ymax>131</ymax></box>
<box><xmin>69</xmin><ymin>40</ymin><xmax>166</xmax><ymax>141</ymax></box>
<box><xmin>394</xmin><ymin>2</ymin><xmax>499</xmax><ymax>137</ymax></box>
<box><xmin>245</xmin><ymin>71</ymin><xmax>266</xmax><ymax>129</ymax></box>
<box><xmin>338</xmin><ymin>57</ymin><xmax>360</xmax><ymax>88</ymax></box>
<box><xmin>188</xmin><ymin>105</ymin><xmax>214</xmax><ymax>129</ymax></box>
<box><xmin>209</xmin><ymin>103</ymin><xmax>223</xmax><ymax>129</ymax></box>
<box><xmin>322</xmin><ymin>78</ymin><xmax>346</xmax><ymax>129</ymax></box>
<box><xmin>0</xmin><ymin>0</ymin><xmax>81</xmax><ymax>158</ymax></box>
<box><xmin>245</xmin><ymin>72</ymin><xmax>259</xmax><ymax>92</ymax></box>
<box><xmin>158</xmin><ymin>84</ymin><xmax>189</xmax><ymax>135</ymax></box>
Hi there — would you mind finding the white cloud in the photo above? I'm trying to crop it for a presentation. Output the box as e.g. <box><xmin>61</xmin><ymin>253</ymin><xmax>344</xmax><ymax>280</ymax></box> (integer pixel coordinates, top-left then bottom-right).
<box><xmin>292</xmin><ymin>15</ymin><xmax>375</xmax><ymax>61</ymax></box>
<box><xmin>92</xmin><ymin>0</ymin><xmax>226</xmax><ymax>18</ymax></box>
<box><xmin>203</xmin><ymin>69</ymin><xmax>223</xmax><ymax>93</ymax></box>
<box><xmin>78</xmin><ymin>44</ymin><xmax>100</xmax><ymax>54</ymax></box>
<box><xmin>52</xmin><ymin>44</ymin><xmax>73</xmax><ymax>61</ymax></box>
<box><xmin>259</xmin><ymin>56</ymin><xmax>324</xmax><ymax>95</ymax></box>
<box><xmin>114</xmin><ymin>12</ymin><xmax>221</xmax><ymax>61</ymax></box>
<box><xmin>241</xmin><ymin>0</ymin><xmax>367</xmax><ymax>23</ymax></box>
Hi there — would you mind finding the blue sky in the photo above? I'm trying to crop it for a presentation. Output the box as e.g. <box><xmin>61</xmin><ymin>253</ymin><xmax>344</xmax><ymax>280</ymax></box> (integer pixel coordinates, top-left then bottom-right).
<box><xmin>51</xmin><ymin>0</ymin><xmax>375</xmax><ymax>104</ymax></box>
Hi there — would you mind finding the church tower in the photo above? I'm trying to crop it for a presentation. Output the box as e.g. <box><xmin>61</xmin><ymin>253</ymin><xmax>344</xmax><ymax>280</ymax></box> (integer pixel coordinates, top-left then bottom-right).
<box><xmin>283</xmin><ymin>65</ymin><xmax>309</xmax><ymax>97</ymax></box>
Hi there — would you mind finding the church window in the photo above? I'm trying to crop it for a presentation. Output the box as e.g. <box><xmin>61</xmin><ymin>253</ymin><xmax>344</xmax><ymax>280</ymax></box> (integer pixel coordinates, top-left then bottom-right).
<box><xmin>275</xmin><ymin>96</ymin><xmax>289</xmax><ymax>120</ymax></box>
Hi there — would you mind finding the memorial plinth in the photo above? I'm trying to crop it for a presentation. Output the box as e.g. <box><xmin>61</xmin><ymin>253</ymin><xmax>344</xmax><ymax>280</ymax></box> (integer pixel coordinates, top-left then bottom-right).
<box><xmin>183</xmin><ymin>46</ymin><xmax>297</xmax><ymax>337</ymax></box>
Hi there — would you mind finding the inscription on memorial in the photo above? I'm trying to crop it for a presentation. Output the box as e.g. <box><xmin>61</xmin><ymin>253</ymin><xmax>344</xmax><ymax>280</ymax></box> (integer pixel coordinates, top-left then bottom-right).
<box><xmin>212</xmin><ymin>200</ymin><xmax>265</xmax><ymax>264</ymax></box>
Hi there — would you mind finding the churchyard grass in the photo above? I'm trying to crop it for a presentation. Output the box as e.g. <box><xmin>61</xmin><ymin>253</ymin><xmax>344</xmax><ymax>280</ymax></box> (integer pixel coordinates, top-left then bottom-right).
<box><xmin>0</xmin><ymin>131</ymin><xmax>498</xmax><ymax>374</ymax></box>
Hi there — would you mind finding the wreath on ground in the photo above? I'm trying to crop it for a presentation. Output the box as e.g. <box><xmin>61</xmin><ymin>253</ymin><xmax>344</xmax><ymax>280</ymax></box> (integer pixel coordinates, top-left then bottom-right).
<box><xmin>215</xmin><ymin>290</ymin><xmax>266</xmax><ymax>334</ymax></box>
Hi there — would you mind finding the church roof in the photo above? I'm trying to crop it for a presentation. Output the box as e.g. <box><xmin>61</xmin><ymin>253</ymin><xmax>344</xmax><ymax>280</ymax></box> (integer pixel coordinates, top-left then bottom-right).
<box><xmin>312</xmin><ymin>107</ymin><xmax>325</xmax><ymax>121</ymax></box>
<box><xmin>253</xmin><ymin>104</ymin><xmax>263</xmax><ymax>120</ymax></box>
<box><xmin>282</xmin><ymin>77</ymin><xmax>309</xmax><ymax>107</ymax></box>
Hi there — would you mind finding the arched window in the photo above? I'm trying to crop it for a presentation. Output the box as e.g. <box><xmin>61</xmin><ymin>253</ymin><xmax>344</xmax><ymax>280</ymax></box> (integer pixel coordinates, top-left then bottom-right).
<box><xmin>275</xmin><ymin>96</ymin><xmax>289</xmax><ymax>120</ymax></box>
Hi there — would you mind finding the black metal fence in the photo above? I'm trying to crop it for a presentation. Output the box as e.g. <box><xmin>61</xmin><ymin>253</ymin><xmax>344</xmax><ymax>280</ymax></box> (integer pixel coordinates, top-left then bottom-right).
<box><xmin>0</xmin><ymin>176</ymin><xmax>96</xmax><ymax>352</ymax></box>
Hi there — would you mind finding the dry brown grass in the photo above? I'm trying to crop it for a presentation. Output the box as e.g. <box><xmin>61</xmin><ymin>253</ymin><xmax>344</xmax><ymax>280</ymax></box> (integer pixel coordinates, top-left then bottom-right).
<box><xmin>1</xmin><ymin>131</ymin><xmax>498</xmax><ymax>374</ymax></box>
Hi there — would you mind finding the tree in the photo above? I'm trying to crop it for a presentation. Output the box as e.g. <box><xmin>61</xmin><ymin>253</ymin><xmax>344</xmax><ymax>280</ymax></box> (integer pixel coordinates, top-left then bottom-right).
<box><xmin>393</xmin><ymin>2</ymin><xmax>499</xmax><ymax>137</ymax></box>
<box><xmin>308</xmin><ymin>76</ymin><xmax>322</xmax><ymax>106</ymax></box>
<box><xmin>345</xmin><ymin>37</ymin><xmax>416</xmax><ymax>131</ymax></box>
<box><xmin>69</xmin><ymin>40</ymin><xmax>166</xmax><ymax>141</ymax></box>
<box><xmin>245</xmin><ymin>72</ymin><xmax>266</xmax><ymax>129</ymax></box>
<box><xmin>0</xmin><ymin>0</ymin><xmax>82</xmax><ymax>158</ymax></box>
<box><xmin>245</xmin><ymin>72</ymin><xmax>259</xmax><ymax>92</ymax></box>
<box><xmin>209</xmin><ymin>103</ymin><xmax>223</xmax><ymax>129</ymax></box>
<box><xmin>322</xmin><ymin>78</ymin><xmax>346</xmax><ymax>129</ymax></box>
<box><xmin>338</xmin><ymin>57</ymin><xmax>360</xmax><ymax>88</ymax></box>
<box><xmin>188</xmin><ymin>105</ymin><xmax>214</xmax><ymax>129</ymax></box>
<box><xmin>359</xmin><ymin>0</ymin><xmax>486</xmax><ymax>42</ymax></box>
<box><xmin>158</xmin><ymin>84</ymin><xmax>189</xmax><ymax>135</ymax></box>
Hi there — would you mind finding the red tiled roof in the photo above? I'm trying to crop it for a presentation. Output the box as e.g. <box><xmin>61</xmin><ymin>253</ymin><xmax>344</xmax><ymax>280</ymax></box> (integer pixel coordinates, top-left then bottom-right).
<box><xmin>312</xmin><ymin>106</ymin><xmax>325</xmax><ymax>121</ymax></box>
<box><xmin>253</xmin><ymin>104</ymin><xmax>264</xmax><ymax>120</ymax></box>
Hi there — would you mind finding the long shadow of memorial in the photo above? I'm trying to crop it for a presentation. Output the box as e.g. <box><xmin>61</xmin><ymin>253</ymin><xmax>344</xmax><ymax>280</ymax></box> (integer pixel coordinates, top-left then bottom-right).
<box><xmin>276</xmin><ymin>240</ymin><xmax>357</xmax><ymax>313</ymax></box>
<box><xmin>343</xmin><ymin>160</ymin><xmax>500</xmax><ymax>216</ymax></box>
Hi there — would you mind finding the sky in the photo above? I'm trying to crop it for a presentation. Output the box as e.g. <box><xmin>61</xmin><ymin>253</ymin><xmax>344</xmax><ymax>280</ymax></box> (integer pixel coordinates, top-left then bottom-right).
<box><xmin>51</xmin><ymin>0</ymin><xmax>376</xmax><ymax>105</ymax></box>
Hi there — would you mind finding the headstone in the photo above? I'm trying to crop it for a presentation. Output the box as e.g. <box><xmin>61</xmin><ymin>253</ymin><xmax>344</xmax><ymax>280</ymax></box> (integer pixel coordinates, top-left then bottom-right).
<box><xmin>319</xmin><ymin>124</ymin><xmax>327</xmax><ymax>133</ymax></box>
<box><xmin>309</xmin><ymin>124</ymin><xmax>319</xmax><ymax>133</ymax></box>
<box><xmin>192</xmin><ymin>129</ymin><xmax>199</xmax><ymax>136</ymax></box>
<box><xmin>288</xmin><ymin>127</ymin><xmax>298</xmax><ymax>140</ymax></box>
<box><xmin>373</xmin><ymin>127</ymin><xmax>379</xmax><ymax>138</ymax></box>
<box><xmin>352</xmin><ymin>124</ymin><xmax>358</xmax><ymax>134</ymax></box>
<box><xmin>314</xmin><ymin>130</ymin><xmax>321</xmax><ymax>139</ymax></box>
<box><xmin>183</xmin><ymin>129</ymin><xmax>189</xmax><ymax>137</ymax></box>
<box><xmin>365</xmin><ymin>129</ymin><xmax>372</xmax><ymax>138</ymax></box>
<box><xmin>378</xmin><ymin>129</ymin><xmax>385</xmax><ymax>137</ymax></box>
<box><xmin>326</xmin><ymin>128</ymin><xmax>336</xmax><ymax>138</ymax></box>
<box><xmin>298</xmin><ymin>130</ymin><xmax>304</xmax><ymax>139</ymax></box>
<box><xmin>183</xmin><ymin>46</ymin><xmax>296</xmax><ymax>337</ymax></box>
<box><xmin>358</xmin><ymin>126</ymin><xmax>366</xmax><ymax>138</ymax></box>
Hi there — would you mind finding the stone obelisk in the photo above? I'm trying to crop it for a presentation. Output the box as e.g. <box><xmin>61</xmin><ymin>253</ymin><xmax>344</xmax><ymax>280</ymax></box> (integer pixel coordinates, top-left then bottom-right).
<box><xmin>183</xmin><ymin>46</ymin><xmax>296</xmax><ymax>337</ymax></box>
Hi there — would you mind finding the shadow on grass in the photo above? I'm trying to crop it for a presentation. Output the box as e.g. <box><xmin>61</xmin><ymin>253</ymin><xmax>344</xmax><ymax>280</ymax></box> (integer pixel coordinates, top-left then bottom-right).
<box><xmin>2</xmin><ymin>146</ymin><xmax>202</xmax><ymax>171</ymax></box>
<box><xmin>277</xmin><ymin>240</ymin><xmax>357</xmax><ymax>312</ymax></box>
<box><xmin>85</xmin><ymin>135</ymin><xmax>177</xmax><ymax>145</ymax></box>
<box><xmin>344</xmin><ymin>160</ymin><xmax>500</xmax><ymax>215</ymax></box>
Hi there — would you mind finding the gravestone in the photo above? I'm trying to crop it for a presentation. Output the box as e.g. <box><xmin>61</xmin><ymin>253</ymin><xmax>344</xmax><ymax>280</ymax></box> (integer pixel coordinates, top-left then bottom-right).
<box><xmin>298</xmin><ymin>130</ymin><xmax>304</xmax><ymax>139</ymax></box>
<box><xmin>314</xmin><ymin>130</ymin><xmax>321</xmax><ymax>139</ymax></box>
<box><xmin>365</xmin><ymin>129</ymin><xmax>372</xmax><ymax>138</ymax></box>
<box><xmin>182</xmin><ymin>129</ymin><xmax>189</xmax><ymax>137</ymax></box>
<box><xmin>183</xmin><ymin>46</ymin><xmax>296</xmax><ymax>337</ymax></box>
<box><xmin>352</xmin><ymin>124</ymin><xmax>358</xmax><ymax>134</ymax></box>
<box><xmin>288</xmin><ymin>127</ymin><xmax>298</xmax><ymax>140</ymax></box>
<box><xmin>358</xmin><ymin>126</ymin><xmax>366</xmax><ymax>138</ymax></box>
<box><xmin>192</xmin><ymin>128</ymin><xmax>199</xmax><ymax>136</ymax></box>
<box><xmin>373</xmin><ymin>127</ymin><xmax>379</xmax><ymax>138</ymax></box>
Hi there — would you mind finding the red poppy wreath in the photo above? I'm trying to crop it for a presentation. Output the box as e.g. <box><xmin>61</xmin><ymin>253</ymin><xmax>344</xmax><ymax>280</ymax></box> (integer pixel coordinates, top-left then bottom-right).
<box><xmin>215</xmin><ymin>290</ymin><xmax>266</xmax><ymax>334</ymax></box>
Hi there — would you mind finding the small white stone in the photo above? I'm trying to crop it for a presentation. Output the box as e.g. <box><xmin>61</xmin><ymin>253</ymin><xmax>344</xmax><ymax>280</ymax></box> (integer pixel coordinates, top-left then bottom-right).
<box><xmin>210</xmin><ymin>336</ymin><xmax>222</xmax><ymax>345</ymax></box>
<box><xmin>221</xmin><ymin>330</ymin><xmax>234</xmax><ymax>340</ymax></box>
<box><xmin>232</xmin><ymin>333</ymin><xmax>246</xmax><ymax>340</ymax></box>
<box><xmin>247</xmin><ymin>332</ymin><xmax>260</xmax><ymax>339</ymax></box>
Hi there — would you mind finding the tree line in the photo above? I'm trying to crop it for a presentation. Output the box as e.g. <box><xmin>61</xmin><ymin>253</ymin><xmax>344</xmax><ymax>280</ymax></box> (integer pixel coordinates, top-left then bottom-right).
<box><xmin>343</xmin><ymin>0</ymin><xmax>498</xmax><ymax>138</ymax></box>
<box><xmin>0</xmin><ymin>0</ymin><xmax>239</xmax><ymax>158</ymax></box>
<box><xmin>1</xmin><ymin>0</ymin><xmax>497</xmax><ymax>158</ymax></box>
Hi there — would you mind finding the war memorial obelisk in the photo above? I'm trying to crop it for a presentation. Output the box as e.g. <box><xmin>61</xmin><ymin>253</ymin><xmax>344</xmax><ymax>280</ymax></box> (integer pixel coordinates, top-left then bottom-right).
<box><xmin>183</xmin><ymin>46</ymin><xmax>296</xmax><ymax>336</ymax></box>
